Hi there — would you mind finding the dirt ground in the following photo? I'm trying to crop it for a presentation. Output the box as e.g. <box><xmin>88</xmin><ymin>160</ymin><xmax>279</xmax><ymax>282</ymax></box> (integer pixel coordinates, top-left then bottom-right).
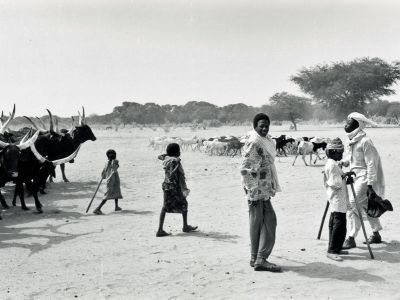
<box><xmin>1</xmin><ymin>125</ymin><xmax>399</xmax><ymax>300</ymax></box>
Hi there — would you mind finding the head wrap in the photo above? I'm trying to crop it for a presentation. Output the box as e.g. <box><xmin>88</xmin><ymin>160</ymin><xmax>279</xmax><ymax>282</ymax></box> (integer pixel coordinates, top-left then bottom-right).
<box><xmin>347</xmin><ymin>112</ymin><xmax>377</xmax><ymax>130</ymax></box>
<box><xmin>326</xmin><ymin>137</ymin><xmax>344</xmax><ymax>151</ymax></box>
<box><xmin>166</xmin><ymin>143</ymin><xmax>180</xmax><ymax>157</ymax></box>
<box><xmin>253</xmin><ymin>113</ymin><xmax>270</xmax><ymax>129</ymax></box>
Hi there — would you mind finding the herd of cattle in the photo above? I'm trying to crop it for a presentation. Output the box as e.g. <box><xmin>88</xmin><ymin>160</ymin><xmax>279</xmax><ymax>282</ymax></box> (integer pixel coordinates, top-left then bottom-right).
<box><xmin>1</xmin><ymin>106</ymin><xmax>331</xmax><ymax>220</ymax></box>
<box><xmin>0</xmin><ymin>105</ymin><xmax>96</xmax><ymax>219</ymax></box>
<box><xmin>148</xmin><ymin>134</ymin><xmax>331</xmax><ymax>165</ymax></box>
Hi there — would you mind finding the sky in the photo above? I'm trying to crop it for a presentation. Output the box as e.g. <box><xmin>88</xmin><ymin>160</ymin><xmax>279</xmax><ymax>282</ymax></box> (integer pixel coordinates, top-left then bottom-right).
<box><xmin>1</xmin><ymin>0</ymin><xmax>400</xmax><ymax>117</ymax></box>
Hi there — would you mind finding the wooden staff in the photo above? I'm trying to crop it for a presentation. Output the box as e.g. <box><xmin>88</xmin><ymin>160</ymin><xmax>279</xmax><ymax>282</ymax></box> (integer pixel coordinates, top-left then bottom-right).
<box><xmin>86</xmin><ymin>178</ymin><xmax>104</xmax><ymax>213</ymax></box>
<box><xmin>317</xmin><ymin>201</ymin><xmax>330</xmax><ymax>240</ymax></box>
<box><xmin>349</xmin><ymin>180</ymin><xmax>374</xmax><ymax>259</ymax></box>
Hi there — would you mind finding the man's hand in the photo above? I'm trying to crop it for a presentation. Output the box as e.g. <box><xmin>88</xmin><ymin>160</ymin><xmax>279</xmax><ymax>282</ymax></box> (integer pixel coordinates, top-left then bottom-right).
<box><xmin>342</xmin><ymin>171</ymin><xmax>356</xmax><ymax>184</ymax></box>
<box><xmin>339</xmin><ymin>160</ymin><xmax>350</xmax><ymax>168</ymax></box>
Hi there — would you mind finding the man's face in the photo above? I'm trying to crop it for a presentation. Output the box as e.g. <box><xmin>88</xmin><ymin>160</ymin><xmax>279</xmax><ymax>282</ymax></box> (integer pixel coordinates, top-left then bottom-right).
<box><xmin>255</xmin><ymin>119</ymin><xmax>270</xmax><ymax>137</ymax></box>
<box><xmin>344</xmin><ymin>118</ymin><xmax>359</xmax><ymax>133</ymax></box>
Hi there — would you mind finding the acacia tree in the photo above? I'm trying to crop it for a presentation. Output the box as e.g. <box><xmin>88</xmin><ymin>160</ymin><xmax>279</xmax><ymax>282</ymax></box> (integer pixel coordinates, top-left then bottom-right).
<box><xmin>264</xmin><ymin>92</ymin><xmax>313</xmax><ymax>130</ymax></box>
<box><xmin>291</xmin><ymin>58</ymin><xmax>400</xmax><ymax>120</ymax></box>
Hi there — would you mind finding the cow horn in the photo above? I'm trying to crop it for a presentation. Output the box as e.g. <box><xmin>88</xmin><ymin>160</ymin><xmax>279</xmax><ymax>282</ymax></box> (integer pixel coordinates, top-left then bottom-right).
<box><xmin>24</xmin><ymin>116</ymin><xmax>47</xmax><ymax>133</ymax></box>
<box><xmin>68</xmin><ymin>116</ymin><xmax>75</xmax><ymax>135</ymax></box>
<box><xmin>54</xmin><ymin>117</ymin><xmax>59</xmax><ymax>134</ymax></box>
<box><xmin>29</xmin><ymin>143</ymin><xmax>47</xmax><ymax>163</ymax></box>
<box><xmin>18</xmin><ymin>130</ymin><xmax>40</xmax><ymax>150</ymax></box>
<box><xmin>47</xmin><ymin>109</ymin><xmax>54</xmax><ymax>133</ymax></box>
<box><xmin>78</xmin><ymin>111</ymin><xmax>82</xmax><ymax>125</ymax></box>
<box><xmin>19</xmin><ymin>132</ymin><xmax>30</xmax><ymax>144</ymax></box>
<box><xmin>30</xmin><ymin>143</ymin><xmax>81</xmax><ymax>165</ymax></box>
<box><xmin>0</xmin><ymin>104</ymin><xmax>16</xmax><ymax>134</ymax></box>
<box><xmin>51</xmin><ymin>146</ymin><xmax>81</xmax><ymax>166</ymax></box>
<box><xmin>82</xmin><ymin>106</ymin><xmax>86</xmax><ymax>124</ymax></box>
<box><xmin>0</xmin><ymin>140</ymin><xmax>10</xmax><ymax>148</ymax></box>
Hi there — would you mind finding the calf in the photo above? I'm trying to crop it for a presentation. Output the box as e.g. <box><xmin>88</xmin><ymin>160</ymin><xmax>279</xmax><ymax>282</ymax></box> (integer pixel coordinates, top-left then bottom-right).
<box><xmin>292</xmin><ymin>141</ymin><xmax>327</xmax><ymax>166</ymax></box>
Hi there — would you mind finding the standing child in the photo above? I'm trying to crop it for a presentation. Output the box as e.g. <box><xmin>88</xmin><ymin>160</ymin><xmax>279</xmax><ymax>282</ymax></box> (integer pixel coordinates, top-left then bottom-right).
<box><xmin>323</xmin><ymin>138</ymin><xmax>352</xmax><ymax>261</ymax></box>
<box><xmin>93</xmin><ymin>149</ymin><xmax>123</xmax><ymax>215</ymax></box>
<box><xmin>156</xmin><ymin>143</ymin><xmax>197</xmax><ymax>237</ymax></box>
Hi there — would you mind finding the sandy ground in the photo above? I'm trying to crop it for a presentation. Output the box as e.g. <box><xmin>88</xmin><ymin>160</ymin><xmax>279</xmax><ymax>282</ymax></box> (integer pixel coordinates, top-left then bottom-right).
<box><xmin>1</xmin><ymin>125</ymin><xmax>399</xmax><ymax>300</ymax></box>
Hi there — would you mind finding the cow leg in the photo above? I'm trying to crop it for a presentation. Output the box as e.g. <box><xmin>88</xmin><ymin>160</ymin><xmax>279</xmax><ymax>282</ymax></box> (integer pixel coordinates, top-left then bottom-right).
<box><xmin>61</xmin><ymin>163</ymin><xmax>69</xmax><ymax>182</ymax></box>
<box><xmin>12</xmin><ymin>181</ymin><xmax>19</xmax><ymax>206</ymax></box>
<box><xmin>0</xmin><ymin>191</ymin><xmax>9</xmax><ymax>209</ymax></box>
<box><xmin>292</xmin><ymin>154</ymin><xmax>299</xmax><ymax>166</ymax></box>
<box><xmin>313</xmin><ymin>152</ymin><xmax>322</xmax><ymax>164</ymax></box>
<box><xmin>26</xmin><ymin>180</ymin><xmax>42</xmax><ymax>213</ymax></box>
<box><xmin>16</xmin><ymin>181</ymin><xmax>30</xmax><ymax>210</ymax></box>
<box><xmin>303</xmin><ymin>154</ymin><xmax>309</xmax><ymax>166</ymax></box>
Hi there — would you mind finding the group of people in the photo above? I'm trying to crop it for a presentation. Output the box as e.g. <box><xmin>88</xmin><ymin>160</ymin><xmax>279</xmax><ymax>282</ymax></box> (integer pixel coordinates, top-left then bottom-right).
<box><xmin>94</xmin><ymin>111</ymin><xmax>388</xmax><ymax>272</ymax></box>
<box><xmin>240</xmin><ymin>112</ymin><xmax>388</xmax><ymax>271</ymax></box>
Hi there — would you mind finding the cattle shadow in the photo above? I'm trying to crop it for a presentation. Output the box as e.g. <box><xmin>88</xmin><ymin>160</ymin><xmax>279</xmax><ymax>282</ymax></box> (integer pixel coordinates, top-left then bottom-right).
<box><xmin>172</xmin><ymin>231</ymin><xmax>240</xmax><ymax>243</ymax></box>
<box><xmin>40</xmin><ymin>181</ymin><xmax>98</xmax><ymax>202</ymax></box>
<box><xmin>0</xmin><ymin>181</ymin><xmax>103</xmax><ymax>254</ymax></box>
<box><xmin>283</xmin><ymin>261</ymin><xmax>385</xmax><ymax>283</ymax></box>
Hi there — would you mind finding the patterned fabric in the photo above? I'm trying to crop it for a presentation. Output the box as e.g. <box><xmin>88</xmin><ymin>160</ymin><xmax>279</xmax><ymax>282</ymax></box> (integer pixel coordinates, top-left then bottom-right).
<box><xmin>240</xmin><ymin>130</ymin><xmax>281</xmax><ymax>201</ymax></box>
<box><xmin>102</xmin><ymin>160</ymin><xmax>123</xmax><ymax>200</ymax></box>
<box><xmin>160</xmin><ymin>156</ymin><xmax>189</xmax><ymax>213</ymax></box>
<box><xmin>323</xmin><ymin>159</ymin><xmax>349</xmax><ymax>213</ymax></box>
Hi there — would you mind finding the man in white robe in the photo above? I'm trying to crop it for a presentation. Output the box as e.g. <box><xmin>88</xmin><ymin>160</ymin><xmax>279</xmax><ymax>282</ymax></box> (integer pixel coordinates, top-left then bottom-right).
<box><xmin>342</xmin><ymin>112</ymin><xmax>385</xmax><ymax>249</ymax></box>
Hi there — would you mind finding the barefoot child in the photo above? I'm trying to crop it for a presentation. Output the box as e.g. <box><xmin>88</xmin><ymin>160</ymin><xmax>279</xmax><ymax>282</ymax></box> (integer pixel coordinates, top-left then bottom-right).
<box><xmin>93</xmin><ymin>149</ymin><xmax>123</xmax><ymax>215</ymax></box>
<box><xmin>156</xmin><ymin>143</ymin><xmax>197</xmax><ymax>237</ymax></box>
<box><xmin>323</xmin><ymin>138</ymin><xmax>351</xmax><ymax>261</ymax></box>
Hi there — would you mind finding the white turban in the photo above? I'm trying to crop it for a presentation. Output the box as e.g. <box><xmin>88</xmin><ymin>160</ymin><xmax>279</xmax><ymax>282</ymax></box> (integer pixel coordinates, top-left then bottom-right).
<box><xmin>347</xmin><ymin>112</ymin><xmax>377</xmax><ymax>130</ymax></box>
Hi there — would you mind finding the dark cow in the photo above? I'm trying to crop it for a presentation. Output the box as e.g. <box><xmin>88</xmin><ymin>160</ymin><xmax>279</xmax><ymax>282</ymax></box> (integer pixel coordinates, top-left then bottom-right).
<box><xmin>0</xmin><ymin>145</ymin><xmax>21</xmax><ymax>216</ymax></box>
<box><xmin>11</xmin><ymin>144</ymin><xmax>78</xmax><ymax>212</ymax></box>
<box><xmin>25</xmin><ymin>108</ymin><xmax>96</xmax><ymax>189</ymax></box>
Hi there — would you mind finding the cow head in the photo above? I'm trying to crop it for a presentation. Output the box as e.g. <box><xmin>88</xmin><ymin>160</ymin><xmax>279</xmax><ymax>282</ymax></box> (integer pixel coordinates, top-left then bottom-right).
<box><xmin>73</xmin><ymin>124</ymin><xmax>96</xmax><ymax>143</ymax></box>
<box><xmin>0</xmin><ymin>145</ymin><xmax>20</xmax><ymax>179</ymax></box>
<box><xmin>74</xmin><ymin>106</ymin><xmax>96</xmax><ymax>142</ymax></box>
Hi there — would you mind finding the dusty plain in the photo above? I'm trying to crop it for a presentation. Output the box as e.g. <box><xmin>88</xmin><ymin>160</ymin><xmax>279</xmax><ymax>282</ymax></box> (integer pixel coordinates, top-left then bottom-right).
<box><xmin>1</xmin><ymin>125</ymin><xmax>399</xmax><ymax>300</ymax></box>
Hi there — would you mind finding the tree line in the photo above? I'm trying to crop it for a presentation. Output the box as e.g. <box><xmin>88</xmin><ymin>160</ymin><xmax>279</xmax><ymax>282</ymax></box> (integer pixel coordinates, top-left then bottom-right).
<box><xmin>8</xmin><ymin>57</ymin><xmax>400</xmax><ymax>130</ymax></box>
<box><xmin>90</xmin><ymin>57</ymin><xmax>399</xmax><ymax>129</ymax></box>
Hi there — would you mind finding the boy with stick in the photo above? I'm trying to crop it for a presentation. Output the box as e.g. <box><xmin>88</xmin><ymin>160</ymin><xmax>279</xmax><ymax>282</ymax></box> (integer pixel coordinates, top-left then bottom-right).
<box><xmin>93</xmin><ymin>149</ymin><xmax>123</xmax><ymax>215</ymax></box>
<box><xmin>323</xmin><ymin>138</ymin><xmax>352</xmax><ymax>261</ymax></box>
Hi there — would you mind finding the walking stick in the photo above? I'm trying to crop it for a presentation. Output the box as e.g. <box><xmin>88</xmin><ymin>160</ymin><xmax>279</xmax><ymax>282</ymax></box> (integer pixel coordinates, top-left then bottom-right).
<box><xmin>317</xmin><ymin>201</ymin><xmax>330</xmax><ymax>240</ymax></box>
<box><xmin>86</xmin><ymin>178</ymin><xmax>104</xmax><ymax>213</ymax></box>
<box><xmin>348</xmin><ymin>178</ymin><xmax>375</xmax><ymax>259</ymax></box>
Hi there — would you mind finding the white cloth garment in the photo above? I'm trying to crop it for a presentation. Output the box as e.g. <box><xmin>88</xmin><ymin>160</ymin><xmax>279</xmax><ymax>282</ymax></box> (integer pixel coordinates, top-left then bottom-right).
<box><xmin>323</xmin><ymin>159</ymin><xmax>350</xmax><ymax>213</ymax></box>
<box><xmin>345</xmin><ymin>112</ymin><xmax>384</xmax><ymax>236</ymax></box>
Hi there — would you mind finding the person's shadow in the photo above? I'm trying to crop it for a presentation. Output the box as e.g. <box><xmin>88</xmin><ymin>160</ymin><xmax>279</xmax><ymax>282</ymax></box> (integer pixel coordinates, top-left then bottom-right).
<box><xmin>283</xmin><ymin>261</ymin><xmax>385</xmax><ymax>282</ymax></box>
<box><xmin>345</xmin><ymin>240</ymin><xmax>400</xmax><ymax>263</ymax></box>
<box><xmin>172</xmin><ymin>231</ymin><xmax>239</xmax><ymax>243</ymax></box>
